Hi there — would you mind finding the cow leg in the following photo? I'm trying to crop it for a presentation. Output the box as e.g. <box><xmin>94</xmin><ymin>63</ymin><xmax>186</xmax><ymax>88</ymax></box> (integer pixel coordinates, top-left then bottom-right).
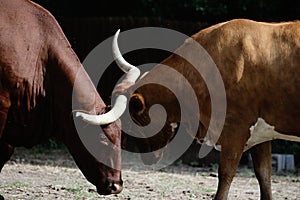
<box><xmin>0</xmin><ymin>93</ymin><xmax>10</xmax><ymax>138</ymax></box>
<box><xmin>0</xmin><ymin>93</ymin><xmax>12</xmax><ymax>172</ymax></box>
<box><xmin>250</xmin><ymin>141</ymin><xmax>272</xmax><ymax>200</ymax></box>
<box><xmin>214</xmin><ymin>129</ymin><xmax>248</xmax><ymax>200</ymax></box>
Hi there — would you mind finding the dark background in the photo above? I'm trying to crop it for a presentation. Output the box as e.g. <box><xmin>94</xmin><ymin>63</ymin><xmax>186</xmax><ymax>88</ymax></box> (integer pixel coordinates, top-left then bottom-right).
<box><xmin>31</xmin><ymin>0</ymin><xmax>300</xmax><ymax>167</ymax></box>
<box><xmin>33</xmin><ymin>0</ymin><xmax>300</xmax><ymax>22</ymax></box>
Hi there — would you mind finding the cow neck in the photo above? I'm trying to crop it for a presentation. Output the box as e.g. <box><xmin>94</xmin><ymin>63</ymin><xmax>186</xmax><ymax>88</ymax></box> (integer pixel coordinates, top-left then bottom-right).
<box><xmin>159</xmin><ymin>53</ymin><xmax>211</xmax><ymax>127</ymax></box>
<box><xmin>47</xmin><ymin>34</ymin><xmax>106</xmax><ymax>116</ymax></box>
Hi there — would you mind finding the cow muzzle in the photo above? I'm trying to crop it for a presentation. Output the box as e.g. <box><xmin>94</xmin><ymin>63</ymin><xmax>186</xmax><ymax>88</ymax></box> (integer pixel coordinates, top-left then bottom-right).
<box><xmin>97</xmin><ymin>180</ymin><xmax>123</xmax><ymax>195</ymax></box>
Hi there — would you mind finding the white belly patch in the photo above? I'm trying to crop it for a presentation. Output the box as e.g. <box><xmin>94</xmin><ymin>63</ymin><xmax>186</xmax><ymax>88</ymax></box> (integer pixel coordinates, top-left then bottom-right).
<box><xmin>244</xmin><ymin>118</ymin><xmax>300</xmax><ymax>151</ymax></box>
<box><xmin>203</xmin><ymin>118</ymin><xmax>300</xmax><ymax>152</ymax></box>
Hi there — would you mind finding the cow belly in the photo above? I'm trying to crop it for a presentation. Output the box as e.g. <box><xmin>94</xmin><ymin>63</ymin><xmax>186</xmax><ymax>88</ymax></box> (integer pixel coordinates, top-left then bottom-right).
<box><xmin>204</xmin><ymin>118</ymin><xmax>300</xmax><ymax>152</ymax></box>
<box><xmin>244</xmin><ymin>118</ymin><xmax>300</xmax><ymax>151</ymax></box>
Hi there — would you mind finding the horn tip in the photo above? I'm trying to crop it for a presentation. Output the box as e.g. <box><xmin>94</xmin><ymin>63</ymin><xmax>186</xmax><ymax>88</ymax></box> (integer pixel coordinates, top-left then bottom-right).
<box><xmin>116</xmin><ymin>29</ymin><xmax>120</xmax><ymax>36</ymax></box>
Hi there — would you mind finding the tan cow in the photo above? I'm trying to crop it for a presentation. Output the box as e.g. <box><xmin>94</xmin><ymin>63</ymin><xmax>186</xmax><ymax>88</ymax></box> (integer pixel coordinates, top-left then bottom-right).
<box><xmin>83</xmin><ymin>19</ymin><xmax>300</xmax><ymax>199</ymax></box>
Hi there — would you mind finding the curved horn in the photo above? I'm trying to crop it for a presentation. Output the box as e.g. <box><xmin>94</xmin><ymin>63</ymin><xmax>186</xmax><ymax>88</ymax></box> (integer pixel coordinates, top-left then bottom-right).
<box><xmin>75</xmin><ymin>95</ymin><xmax>127</xmax><ymax>125</ymax></box>
<box><xmin>112</xmin><ymin>29</ymin><xmax>140</xmax><ymax>82</ymax></box>
<box><xmin>75</xmin><ymin>30</ymin><xmax>140</xmax><ymax>125</ymax></box>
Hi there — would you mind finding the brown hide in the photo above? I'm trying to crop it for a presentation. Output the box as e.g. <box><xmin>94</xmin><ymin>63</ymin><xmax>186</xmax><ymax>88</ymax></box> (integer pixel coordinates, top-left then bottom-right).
<box><xmin>193</xmin><ymin>19</ymin><xmax>300</xmax><ymax>136</ymax></box>
<box><xmin>0</xmin><ymin>0</ymin><xmax>122</xmax><ymax>195</ymax></box>
<box><xmin>127</xmin><ymin>19</ymin><xmax>300</xmax><ymax>199</ymax></box>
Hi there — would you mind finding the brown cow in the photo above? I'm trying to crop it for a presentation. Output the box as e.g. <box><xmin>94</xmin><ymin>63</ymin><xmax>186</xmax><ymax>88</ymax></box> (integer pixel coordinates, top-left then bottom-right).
<box><xmin>0</xmin><ymin>0</ymin><xmax>128</xmax><ymax>195</ymax></box>
<box><xmin>105</xmin><ymin>19</ymin><xmax>300</xmax><ymax>199</ymax></box>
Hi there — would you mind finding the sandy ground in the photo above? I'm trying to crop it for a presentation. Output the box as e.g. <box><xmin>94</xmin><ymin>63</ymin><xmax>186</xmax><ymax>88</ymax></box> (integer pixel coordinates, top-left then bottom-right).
<box><xmin>0</xmin><ymin>147</ymin><xmax>299</xmax><ymax>200</ymax></box>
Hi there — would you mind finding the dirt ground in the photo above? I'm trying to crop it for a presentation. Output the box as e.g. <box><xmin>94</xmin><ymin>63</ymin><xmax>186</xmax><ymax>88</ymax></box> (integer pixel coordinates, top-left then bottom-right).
<box><xmin>0</xmin><ymin>147</ymin><xmax>299</xmax><ymax>200</ymax></box>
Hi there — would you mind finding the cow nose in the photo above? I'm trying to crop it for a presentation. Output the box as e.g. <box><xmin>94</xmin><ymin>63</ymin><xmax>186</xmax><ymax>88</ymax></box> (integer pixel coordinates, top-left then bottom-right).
<box><xmin>97</xmin><ymin>181</ymin><xmax>123</xmax><ymax>195</ymax></box>
<box><xmin>109</xmin><ymin>183</ymin><xmax>123</xmax><ymax>194</ymax></box>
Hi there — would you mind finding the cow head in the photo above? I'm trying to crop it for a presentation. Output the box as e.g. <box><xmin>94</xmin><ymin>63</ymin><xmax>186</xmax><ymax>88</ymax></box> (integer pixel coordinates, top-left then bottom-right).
<box><xmin>113</xmin><ymin>31</ymin><xmax>185</xmax><ymax>165</ymax></box>
<box><xmin>68</xmin><ymin>53</ymin><xmax>129</xmax><ymax>194</ymax></box>
<box><xmin>102</xmin><ymin>30</ymin><xmax>181</xmax><ymax>165</ymax></box>
<box><xmin>71</xmin><ymin>118</ymin><xmax>123</xmax><ymax>195</ymax></box>
<box><xmin>127</xmin><ymin>90</ymin><xmax>179</xmax><ymax>164</ymax></box>
<box><xmin>69</xmin><ymin>94</ymin><xmax>123</xmax><ymax>195</ymax></box>
<box><xmin>48</xmin><ymin>52</ymin><xmax>125</xmax><ymax>195</ymax></box>
<box><xmin>75</xmin><ymin>30</ymin><xmax>179</xmax><ymax>167</ymax></box>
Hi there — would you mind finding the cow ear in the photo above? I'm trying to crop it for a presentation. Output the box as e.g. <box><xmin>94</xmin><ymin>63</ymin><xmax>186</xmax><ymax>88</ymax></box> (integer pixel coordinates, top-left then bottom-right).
<box><xmin>129</xmin><ymin>93</ymin><xmax>146</xmax><ymax>115</ymax></box>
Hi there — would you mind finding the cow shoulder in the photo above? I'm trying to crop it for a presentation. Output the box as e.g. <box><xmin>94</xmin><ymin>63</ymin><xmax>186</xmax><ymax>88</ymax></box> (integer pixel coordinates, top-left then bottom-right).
<box><xmin>0</xmin><ymin>0</ymin><xmax>65</xmax><ymax>109</ymax></box>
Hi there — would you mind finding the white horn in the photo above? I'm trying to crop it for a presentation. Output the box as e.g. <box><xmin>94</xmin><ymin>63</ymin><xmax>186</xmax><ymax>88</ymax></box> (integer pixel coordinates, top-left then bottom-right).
<box><xmin>75</xmin><ymin>30</ymin><xmax>141</xmax><ymax>125</ymax></box>
<box><xmin>112</xmin><ymin>29</ymin><xmax>140</xmax><ymax>83</ymax></box>
<box><xmin>75</xmin><ymin>95</ymin><xmax>127</xmax><ymax>125</ymax></box>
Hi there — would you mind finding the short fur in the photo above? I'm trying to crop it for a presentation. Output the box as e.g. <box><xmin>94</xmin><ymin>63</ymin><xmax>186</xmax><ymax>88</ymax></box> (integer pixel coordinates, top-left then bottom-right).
<box><xmin>122</xmin><ymin>19</ymin><xmax>300</xmax><ymax>199</ymax></box>
<box><xmin>0</xmin><ymin>0</ymin><xmax>122</xmax><ymax>195</ymax></box>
